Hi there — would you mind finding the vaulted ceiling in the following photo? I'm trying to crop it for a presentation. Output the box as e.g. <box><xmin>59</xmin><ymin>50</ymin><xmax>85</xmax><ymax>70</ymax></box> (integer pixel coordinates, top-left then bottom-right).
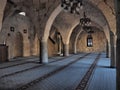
<box><xmin>1</xmin><ymin>0</ymin><xmax>116</xmax><ymax>43</ymax></box>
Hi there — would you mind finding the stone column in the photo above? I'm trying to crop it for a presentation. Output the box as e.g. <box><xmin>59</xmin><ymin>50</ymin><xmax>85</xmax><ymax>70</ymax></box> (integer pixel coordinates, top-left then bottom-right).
<box><xmin>111</xmin><ymin>45</ymin><xmax>115</xmax><ymax>68</ymax></box>
<box><xmin>110</xmin><ymin>33</ymin><xmax>116</xmax><ymax>68</ymax></box>
<box><xmin>58</xmin><ymin>41</ymin><xmax>62</xmax><ymax>54</ymax></box>
<box><xmin>116</xmin><ymin>0</ymin><xmax>120</xmax><ymax>89</ymax></box>
<box><xmin>116</xmin><ymin>39</ymin><xmax>120</xmax><ymax>90</ymax></box>
<box><xmin>57</xmin><ymin>34</ymin><xmax>62</xmax><ymax>55</ymax></box>
<box><xmin>40</xmin><ymin>39</ymin><xmax>48</xmax><ymax>64</ymax></box>
<box><xmin>114</xmin><ymin>45</ymin><xmax>116</xmax><ymax>67</ymax></box>
<box><xmin>106</xmin><ymin>41</ymin><xmax>111</xmax><ymax>58</ymax></box>
<box><xmin>106</xmin><ymin>41</ymin><xmax>109</xmax><ymax>58</ymax></box>
<box><xmin>74</xmin><ymin>44</ymin><xmax>77</xmax><ymax>54</ymax></box>
<box><xmin>63</xmin><ymin>44</ymin><xmax>69</xmax><ymax>56</ymax></box>
<box><xmin>108</xmin><ymin>43</ymin><xmax>111</xmax><ymax>58</ymax></box>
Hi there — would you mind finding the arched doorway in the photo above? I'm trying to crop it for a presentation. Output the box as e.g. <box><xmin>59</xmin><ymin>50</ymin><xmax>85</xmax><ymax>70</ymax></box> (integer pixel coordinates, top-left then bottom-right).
<box><xmin>14</xmin><ymin>32</ymin><xmax>23</xmax><ymax>58</ymax></box>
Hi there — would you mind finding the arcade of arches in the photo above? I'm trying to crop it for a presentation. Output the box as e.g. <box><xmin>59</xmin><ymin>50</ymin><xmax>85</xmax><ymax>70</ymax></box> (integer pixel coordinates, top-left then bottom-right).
<box><xmin>0</xmin><ymin>0</ymin><xmax>120</xmax><ymax>89</ymax></box>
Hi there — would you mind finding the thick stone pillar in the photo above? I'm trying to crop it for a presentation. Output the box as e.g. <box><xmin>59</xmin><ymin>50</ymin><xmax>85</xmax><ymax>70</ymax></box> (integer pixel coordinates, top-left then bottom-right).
<box><xmin>63</xmin><ymin>44</ymin><xmax>69</xmax><ymax>56</ymax></box>
<box><xmin>116</xmin><ymin>0</ymin><xmax>120</xmax><ymax>89</ymax></box>
<box><xmin>114</xmin><ymin>45</ymin><xmax>116</xmax><ymax>67</ymax></box>
<box><xmin>108</xmin><ymin>43</ymin><xmax>111</xmax><ymax>58</ymax></box>
<box><xmin>106</xmin><ymin>41</ymin><xmax>111</xmax><ymax>58</ymax></box>
<box><xmin>57</xmin><ymin>34</ymin><xmax>62</xmax><ymax>55</ymax></box>
<box><xmin>106</xmin><ymin>41</ymin><xmax>109</xmax><ymax>58</ymax></box>
<box><xmin>58</xmin><ymin>41</ymin><xmax>62</xmax><ymax>54</ymax></box>
<box><xmin>116</xmin><ymin>39</ymin><xmax>120</xmax><ymax>90</ymax></box>
<box><xmin>40</xmin><ymin>40</ymin><xmax>48</xmax><ymax>64</ymax></box>
<box><xmin>110</xmin><ymin>33</ymin><xmax>116</xmax><ymax>68</ymax></box>
<box><xmin>74</xmin><ymin>44</ymin><xmax>77</xmax><ymax>54</ymax></box>
<box><xmin>111</xmin><ymin>45</ymin><xmax>116</xmax><ymax>67</ymax></box>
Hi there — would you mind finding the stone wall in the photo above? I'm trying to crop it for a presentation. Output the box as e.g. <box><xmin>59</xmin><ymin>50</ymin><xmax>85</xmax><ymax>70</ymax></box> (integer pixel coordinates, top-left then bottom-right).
<box><xmin>0</xmin><ymin>13</ymin><xmax>60</xmax><ymax>59</ymax></box>
<box><xmin>77</xmin><ymin>30</ymin><xmax>106</xmax><ymax>53</ymax></box>
<box><xmin>0</xmin><ymin>14</ymin><xmax>38</xmax><ymax>59</ymax></box>
<box><xmin>48</xmin><ymin>38</ymin><xmax>58</xmax><ymax>57</ymax></box>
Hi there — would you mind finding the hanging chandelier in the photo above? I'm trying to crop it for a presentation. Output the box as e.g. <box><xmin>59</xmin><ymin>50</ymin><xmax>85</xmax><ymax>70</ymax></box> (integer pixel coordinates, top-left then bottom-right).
<box><xmin>61</xmin><ymin>0</ymin><xmax>92</xmax><ymax>33</ymax></box>
<box><xmin>61</xmin><ymin>0</ymin><xmax>83</xmax><ymax>14</ymax></box>
<box><xmin>80</xmin><ymin>12</ymin><xmax>91</xmax><ymax>26</ymax></box>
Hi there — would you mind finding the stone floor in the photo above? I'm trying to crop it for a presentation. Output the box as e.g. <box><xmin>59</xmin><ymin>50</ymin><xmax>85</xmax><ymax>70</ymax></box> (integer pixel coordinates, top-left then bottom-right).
<box><xmin>0</xmin><ymin>53</ymin><xmax>116</xmax><ymax>90</ymax></box>
<box><xmin>86</xmin><ymin>53</ymin><xmax>116</xmax><ymax>90</ymax></box>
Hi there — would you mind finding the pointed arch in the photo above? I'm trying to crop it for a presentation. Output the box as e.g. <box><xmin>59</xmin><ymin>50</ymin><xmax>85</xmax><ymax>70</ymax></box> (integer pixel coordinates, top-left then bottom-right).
<box><xmin>14</xmin><ymin>32</ymin><xmax>23</xmax><ymax>58</ymax></box>
<box><xmin>43</xmin><ymin>5</ymin><xmax>62</xmax><ymax>42</ymax></box>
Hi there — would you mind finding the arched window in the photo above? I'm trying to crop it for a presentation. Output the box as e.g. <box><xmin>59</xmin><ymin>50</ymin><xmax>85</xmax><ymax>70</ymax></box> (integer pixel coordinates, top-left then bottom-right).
<box><xmin>87</xmin><ymin>34</ymin><xmax>93</xmax><ymax>47</ymax></box>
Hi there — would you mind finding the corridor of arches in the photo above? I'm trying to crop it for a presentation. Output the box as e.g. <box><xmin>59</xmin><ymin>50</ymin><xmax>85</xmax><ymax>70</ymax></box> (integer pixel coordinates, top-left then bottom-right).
<box><xmin>0</xmin><ymin>0</ymin><xmax>119</xmax><ymax>90</ymax></box>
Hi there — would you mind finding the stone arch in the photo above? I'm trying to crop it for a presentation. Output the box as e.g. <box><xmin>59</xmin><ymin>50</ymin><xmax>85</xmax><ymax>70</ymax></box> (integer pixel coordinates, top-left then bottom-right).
<box><xmin>5</xmin><ymin>32</ymin><xmax>23</xmax><ymax>59</ymax></box>
<box><xmin>77</xmin><ymin>27</ymin><xmax>107</xmax><ymax>53</ymax></box>
<box><xmin>69</xmin><ymin>25</ymin><xmax>82</xmax><ymax>53</ymax></box>
<box><xmin>43</xmin><ymin>1</ymin><xmax>111</xmax><ymax>44</ymax></box>
<box><xmin>39</xmin><ymin>5</ymin><xmax>62</xmax><ymax>63</ymax></box>
<box><xmin>69</xmin><ymin>14</ymin><xmax>111</xmax><ymax>50</ymax></box>
<box><xmin>47</xmin><ymin>9</ymin><xmax>110</xmax><ymax>48</ymax></box>
<box><xmin>14</xmin><ymin>32</ymin><xmax>23</xmax><ymax>58</ymax></box>
<box><xmin>70</xmin><ymin>22</ymin><xmax>108</xmax><ymax>54</ymax></box>
<box><xmin>65</xmin><ymin>22</ymin><xmax>80</xmax><ymax>44</ymax></box>
<box><xmin>90</xmin><ymin>0</ymin><xmax>116</xmax><ymax>34</ymax></box>
<box><xmin>69</xmin><ymin>1</ymin><xmax>112</xmax><ymax>51</ymax></box>
<box><xmin>74</xmin><ymin>27</ymin><xmax>83</xmax><ymax>54</ymax></box>
<box><xmin>43</xmin><ymin>5</ymin><xmax>62</xmax><ymax>42</ymax></box>
<box><xmin>0</xmin><ymin>0</ymin><xmax>7</xmax><ymax>32</ymax></box>
<box><xmin>5</xmin><ymin>33</ymin><xmax>14</xmax><ymax>59</ymax></box>
<box><xmin>87</xmin><ymin>1</ymin><xmax>112</xmax><ymax>56</ymax></box>
<box><xmin>42</xmin><ymin>2</ymin><xmax>112</xmax><ymax>62</ymax></box>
